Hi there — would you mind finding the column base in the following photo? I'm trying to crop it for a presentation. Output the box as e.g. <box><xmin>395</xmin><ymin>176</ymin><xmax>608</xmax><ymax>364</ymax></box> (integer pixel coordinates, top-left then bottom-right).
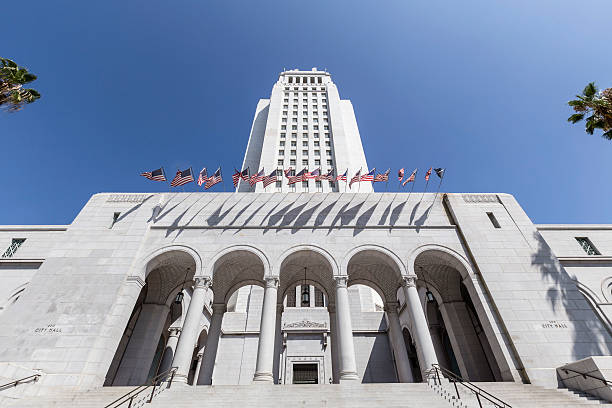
<box><xmin>338</xmin><ymin>371</ymin><xmax>360</xmax><ymax>383</ymax></box>
<box><xmin>253</xmin><ymin>372</ymin><xmax>274</xmax><ymax>383</ymax></box>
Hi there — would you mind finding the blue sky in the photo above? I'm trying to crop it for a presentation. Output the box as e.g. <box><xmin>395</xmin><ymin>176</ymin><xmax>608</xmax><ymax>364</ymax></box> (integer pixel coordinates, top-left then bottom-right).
<box><xmin>2</xmin><ymin>0</ymin><xmax>611</xmax><ymax>225</ymax></box>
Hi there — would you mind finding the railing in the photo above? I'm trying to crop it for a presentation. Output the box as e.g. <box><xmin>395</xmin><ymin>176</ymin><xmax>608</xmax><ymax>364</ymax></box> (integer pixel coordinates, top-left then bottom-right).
<box><xmin>560</xmin><ymin>366</ymin><xmax>612</xmax><ymax>391</ymax></box>
<box><xmin>428</xmin><ymin>364</ymin><xmax>512</xmax><ymax>408</ymax></box>
<box><xmin>0</xmin><ymin>373</ymin><xmax>40</xmax><ymax>392</ymax></box>
<box><xmin>104</xmin><ymin>367</ymin><xmax>177</xmax><ymax>408</ymax></box>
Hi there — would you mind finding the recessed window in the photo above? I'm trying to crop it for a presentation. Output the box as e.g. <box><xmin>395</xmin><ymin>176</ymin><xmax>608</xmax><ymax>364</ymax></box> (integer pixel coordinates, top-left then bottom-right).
<box><xmin>291</xmin><ymin>141</ymin><xmax>296</xmax><ymax>146</ymax></box>
<box><xmin>302</xmin><ymin>133</ymin><xmax>308</xmax><ymax>138</ymax></box>
<box><xmin>325</xmin><ymin>141</ymin><xmax>330</xmax><ymax>146</ymax></box>
<box><xmin>302</xmin><ymin>181</ymin><xmax>308</xmax><ymax>188</ymax></box>
<box><xmin>302</xmin><ymin>159</ymin><xmax>308</xmax><ymax>166</ymax></box>
<box><xmin>314</xmin><ymin>133</ymin><xmax>319</xmax><ymax>138</ymax></box>
<box><xmin>284</xmin><ymin>98</ymin><xmax>289</xmax><ymax>103</ymax></box>
<box><xmin>576</xmin><ymin>237</ymin><xmax>600</xmax><ymax>255</ymax></box>
<box><xmin>302</xmin><ymin>150</ymin><xmax>308</xmax><ymax>155</ymax></box>
<box><xmin>278</xmin><ymin>150</ymin><xmax>284</xmax><ymax>155</ymax></box>
<box><xmin>313</xmin><ymin>111</ymin><xmax>318</xmax><ymax>116</ymax></box>
<box><xmin>325</xmin><ymin>133</ymin><xmax>330</xmax><ymax>138</ymax></box>
<box><xmin>281</xmin><ymin>125</ymin><xmax>286</xmax><ymax>130</ymax></box>
<box><xmin>324</xmin><ymin>126</ymin><xmax>329</xmax><ymax>130</ymax></box>
<box><xmin>292</xmin><ymin>125</ymin><xmax>297</xmax><ymax>130</ymax></box>
<box><xmin>276</xmin><ymin>181</ymin><xmax>282</xmax><ymax>188</ymax></box>
<box><xmin>302</xmin><ymin>141</ymin><xmax>308</xmax><ymax>146</ymax></box>
<box><xmin>290</xmin><ymin>159</ymin><xmax>296</xmax><ymax>165</ymax></box>
<box><xmin>314</xmin><ymin>141</ymin><xmax>320</xmax><ymax>147</ymax></box>
<box><xmin>291</xmin><ymin>133</ymin><xmax>297</xmax><ymax>138</ymax></box>
<box><xmin>292</xmin><ymin>118</ymin><xmax>297</xmax><ymax>123</ymax></box>
<box><xmin>303</xmin><ymin>99</ymin><xmax>308</xmax><ymax>103</ymax></box>
<box><xmin>314</xmin><ymin>118</ymin><xmax>319</xmax><ymax>123</ymax></box>
<box><xmin>315</xmin><ymin>150</ymin><xmax>320</xmax><ymax>156</ymax></box>
<box><xmin>325</xmin><ymin>150</ymin><xmax>331</xmax><ymax>155</ymax></box>
<box><xmin>282</xmin><ymin>118</ymin><xmax>287</xmax><ymax>123</ymax></box>
<box><xmin>487</xmin><ymin>212</ymin><xmax>501</xmax><ymax>229</ymax></box>
<box><xmin>293</xmin><ymin>111</ymin><xmax>298</xmax><ymax>115</ymax></box>
<box><xmin>282</xmin><ymin>111</ymin><xmax>287</xmax><ymax>116</ymax></box>
<box><xmin>280</xmin><ymin>133</ymin><xmax>286</xmax><ymax>138</ymax></box>
<box><xmin>303</xmin><ymin>111</ymin><xmax>308</xmax><ymax>116</ymax></box>
<box><xmin>326</xmin><ymin>160</ymin><xmax>333</xmax><ymax>165</ymax></box>
<box><xmin>303</xmin><ymin>125</ymin><xmax>308</xmax><ymax>130</ymax></box>
<box><xmin>315</xmin><ymin>159</ymin><xmax>321</xmax><ymax>165</ymax></box>
<box><xmin>278</xmin><ymin>159</ymin><xmax>284</xmax><ymax>165</ymax></box>
<box><xmin>291</xmin><ymin>150</ymin><xmax>296</xmax><ymax>155</ymax></box>
<box><xmin>283</xmin><ymin>105</ymin><xmax>288</xmax><ymax>109</ymax></box>
<box><xmin>313</xmin><ymin>125</ymin><xmax>319</xmax><ymax>130</ymax></box>
<box><xmin>303</xmin><ymin>118</ymin><xmax>308</xmax><ymax>123</ymax></box>
<box><xmin>280</xmin><ymin>141</ymin><xmax>285</xmax><ymax>146</ymax></box>
<box><xmin>2</xmin><ymin>238</ymin><xmax>26</xmax><ymax>258</ymax></box>
<box><xmin>293</xmin><ymin>105</ymin><xmax>298</xmax><ymax>109</ymax></box>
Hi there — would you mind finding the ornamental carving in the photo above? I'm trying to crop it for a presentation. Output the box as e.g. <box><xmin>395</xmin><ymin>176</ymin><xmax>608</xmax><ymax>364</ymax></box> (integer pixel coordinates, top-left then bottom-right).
<box><xmin>265</xmin><ymin>277</ymin><xmax>279</xmax><ymax>288</ymax></box>
<box><xmin>283</xmin><ymin>319</ymin><xmax>327</xmax><ymax>329</ymax></box>
<box><xmin>401</xmin><ymin>276</ymin><xmax>417</xmax><ymax>288</ymax></box>
<box><xmin>334</xmin><ymin>276</ymin><xmax>349</xmax><ymax>288</ymax></box>
<box><xmin>194</xmin><ymin>276</ymin><xmax>212</xmax><ymax>289</ymax></box>
<box><xmin>462</xmin><ymin>194</ymin><xmax>499</xmax><ymax>203</ymax></box>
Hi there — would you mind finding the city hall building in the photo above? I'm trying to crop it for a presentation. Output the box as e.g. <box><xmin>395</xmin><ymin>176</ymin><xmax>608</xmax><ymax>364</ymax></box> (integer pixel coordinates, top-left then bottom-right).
<box><xmin>1</xmin><ymin>69</ymin><xmax>612</xmax><ymax>407</ymax></box>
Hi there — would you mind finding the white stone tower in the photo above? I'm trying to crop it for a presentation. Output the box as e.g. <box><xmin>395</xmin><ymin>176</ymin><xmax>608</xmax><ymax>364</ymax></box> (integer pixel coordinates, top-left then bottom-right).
<box><xmin>238</xmin><ymin>68</ymin><xmax>372</xmax><ymax>193</ymax></box>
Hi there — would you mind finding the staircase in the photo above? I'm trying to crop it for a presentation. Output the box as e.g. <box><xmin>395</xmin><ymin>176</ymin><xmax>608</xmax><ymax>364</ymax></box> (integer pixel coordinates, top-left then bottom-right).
<box><xmin>432</xmin><ymin>381</ymin><xmax>612</xmax><ymax>408</ymax></box>
<box><xmin>2</xmin><ymin>386</ymin><xmax>140</xmax><ymax>407</ymax></box>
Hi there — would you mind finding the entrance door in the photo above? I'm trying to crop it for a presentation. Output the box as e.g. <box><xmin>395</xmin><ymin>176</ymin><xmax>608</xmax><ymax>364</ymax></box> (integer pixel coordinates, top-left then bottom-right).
<box><xmin>292</xmin><ymin>363</ymin><xmax>318</xmax><ymax>384</ymax></box>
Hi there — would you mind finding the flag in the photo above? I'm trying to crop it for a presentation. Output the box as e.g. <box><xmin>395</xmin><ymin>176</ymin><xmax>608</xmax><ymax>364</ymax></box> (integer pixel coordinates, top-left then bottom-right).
<box><xmin>170</xmin><ymin>168</ymin><xmax>194</xmax><ymax>187</ymax></box>
<box><xmin>374</xmin><ymin>169</ymin><xmax>390</xmax><ymax>182</ymax></box>
<box><xmin>288</xmin><ymin>168</ymin><xmax>306</xmax><ymax>185</ymax></box>
<box><xmin>398</xmin><ymin>168</ymin><xmax>404</xmax><ymax>182</ymax></box>
<box><xmin>205</xmin><ymin>168</ymin><xmax>222</xmax><ymax>189</ymax></box>
<box><xmin>249</xmin><ymin>168</ymin><xmax>265</xmax><ymax>186</ymax></box>
<box><xmin>337</xmin><ymin>169</ymin><xmax>347</xmax><ymax>182</ymax></box>
<box><xmin>140</xmin><ymin>167</ymin><xmax>166</xmax><ymax>181</ymax></box>
<box><xmin>240</xmin><ymin>168</ymin><xmax>250</xmax><ymax>181</ymax></box>
<box><xmin>263</xmin><ymin>170</ymin><xmax>278</xmax><ymax>187</ymax></box>
<box><xmin>326</xmin><ymin>168</ymin><xmax>336</xmax><ymax>181</ymax></box>
<box><xmin>232</xmin><ymin>168</ymin><xmax>241</xmax><ymax>187</ymax></box>
<box><xmin>425</xmin><ymin>167</ymin><xmax>432</xmax><ymax>181</ymax></box>
<box><xmin>307</xmin><ymin>168</ymin><xmax>321</xmax><ymax>180</ymax></box>
<box><xmin>361</xmin><ymin>168</ymin><xmax>375</xmax><ymax>182</ymax></box>
<box><xmin>434</xmin><ymin>168</ymin><xmax>445</xmax><ymax>179</ymax></box>
<box><xmin>197</xmin><ymin>167</ymin><xmax>208</xmax><ymax>186</ymax></box>
<box><xmin>284</xmin><ymin>167</ymin><xmax>293</xmax><ymax>179</ymax></box>
<box><xmin>303</xmin><ymin>168</ymin><xmax>312</xmax><ymax>179</ymax></box>
<box><xmin>316</xmin><ymin>168</ymin><xmax>333</xmax><ymax>181</ymax></box>
<box><xmin>349</xmin><ymin>169</ymin><xmax>361</xmax><ymax>188</ymax></box>
<box><xmin>402</xmin><ymin>168</ymin><xmax>417</xmax><ymax>186</ymax></box>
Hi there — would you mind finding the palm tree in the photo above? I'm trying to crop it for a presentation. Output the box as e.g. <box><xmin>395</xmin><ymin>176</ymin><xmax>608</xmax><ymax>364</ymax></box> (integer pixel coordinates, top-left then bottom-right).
<box><xmin>0</xmin><ymin>58</ymin><xmax>41</xmax><ymax>112</ymax></box>
<box><xmin>567</xmin><ymin>82</ymin><xmax>612</xmax><ymax>140</ymax></box>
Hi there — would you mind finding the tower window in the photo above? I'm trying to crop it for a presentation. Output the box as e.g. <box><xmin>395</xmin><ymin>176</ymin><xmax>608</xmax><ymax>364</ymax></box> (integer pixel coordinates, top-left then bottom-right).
<box><xmin>302</xmin><ymin>150</ymin><xmax>308</xmax><ymax>155</ymax></box>
<box><xmin>2</xmin><ymin>238</ymin><xmax>26</xmax><ymax>258</ymax></box>
<box><xmin>315</xmin><ymin>287</ymin><xmax>324</xmax><ymax>306</ymax></box>
<box><xmin>327</xmin><ymin>160</ymin><xmax>333</xmax><ymax>165</ymax></box>
<box><xmin>576</xmin><ymin>237</ymin><xmax>600</xmax><ymax>255</ymax></box>
<box><xmin>278</xmin><ymin>160</ymin><xmax>284</xmax><ymax>165</ymax></box>
<box><xmin>302</xmin><ymin>159</ymin><xmax>308</xmax><ymax>165</ymax></box>
<box><xmin>302</xmin><ymin>181</ymin><xmax>308</xmax><ymax>188</ymax></box>
<box><xmin>486</xmin><ymin>212</ymin><xmax>501</xmax><ymax>229</ymax></box>
<box><xmin>315</xmin><ymin>159</ymin><xmax>321</xmax><ymax>165</ymax></box>
<box><xmin>302</xmin><ymin>141</ymin><xmax>308</xmax><ymax>146</ymax></box>
<box><xmin>291</xmin><ymin>150</ymin><xmax>296</xmax><ymax>155</ymax></box>
<box><xmin>280</xmin><ymin>133</ymin><xmax>286</xmax><ymax>138</ymax></box>
<box><xmin>291</xmin><ymin>141</ymin><xmax>296</xmax><ymax>146</ymax></box>
<box><xmin>290</xmin><ymin>159</ymin><xmax>296</xmax><ymax>165</ymax></box>
<box><xmin>318</xmin><ymin>77</ymin><xmax>322</xmax><ymax>84</ymax></box>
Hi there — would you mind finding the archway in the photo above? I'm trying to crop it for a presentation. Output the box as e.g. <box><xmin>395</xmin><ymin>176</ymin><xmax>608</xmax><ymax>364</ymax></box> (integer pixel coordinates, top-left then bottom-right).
<box><xmin>346</xmin><ymin>248</ymin><xmax>409</xmax><ymax>383</ymax></box>
<box><xmin>413</xmin><ymin>248</ymin><xmax>502</xmax><ymax>381</ymax></box>
<box><xmin>196</xmin><ymin>249</ymin><xmax>266</xmax><ymax>385</ymax></box>
<box><xmin>105</xmin><ymin>250</ymin><xmax>196</xmax><ymax>386</ymax></box>
<box><xmin>277</xmin><ymin>248</ymin><xmax>336</xmax><ymax>384</ymax></box>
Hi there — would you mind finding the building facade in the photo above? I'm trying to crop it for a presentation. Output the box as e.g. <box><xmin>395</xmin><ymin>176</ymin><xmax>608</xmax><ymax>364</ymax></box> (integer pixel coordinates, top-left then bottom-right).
<box><xmin>0</xmin><ymin>70</ymin><xmax>611</xmax><ymax>399</ymax></box>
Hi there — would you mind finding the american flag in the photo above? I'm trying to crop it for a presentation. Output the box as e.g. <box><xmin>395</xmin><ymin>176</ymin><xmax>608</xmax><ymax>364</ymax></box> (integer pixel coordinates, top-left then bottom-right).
<box><xmin>307</xmin><ymin>168</ymin><xmax>320</xmax><ymax>180</ymax></box>
<box><xmin>232</xmin><ymin>168</ymin><xmax>242</xmax><ymax>188</ymax></box>
<box><xmin>249</xmin><ymin>168</ymin><xmax>265</xmax><ymax>186</ymax></box>
<box><xmin>425</xmin><ymin>167</ymin><xmax>432</xmax><ymax>181</ymax></box>
<box><xmin>336</xmin><ymin>169</ymin><xmax>347</xmax><ymax>182</ymax></box>
<box><xmin>360</xmin><ymin>168</ymin><xmax>375</xmax><ymax>182</ymax></box>
<box><xmin>434</xmin><ymin>168</ymin><xmax>445</xmax><ymax>179</ymax></box>
<box><xmin>288</xmin><ymin>168</ymin><xmax>306</xmax><ymax>184</ymax></box>
<box><xmin>205</xmin><ymin>167</ymin><xmax>222</xmax><ymax>189</ymax></box>
<box><xmin>349</xmin><ymin>169</ymin><xmax>361</xmax><ymax>188</ymax></box>
<box><xmin>140</xmin><ymin>167</ymin><xmax>166</xmax><ymax>181</ymax></box>
<box><xmin>263</xmin><ymin>170</ymin><xmax>278</xmax><ymax>187</ymax></box>
<box><xmin>240</xmin><ymin>168</ymin><xmax>250</xmax><ymax>180</ymax></box>
<box><xmin>402</xmin><ymin>168</ymin><xmax>417</xmax><ymax>186</ymax></box>
<box><xmin>197</xmin><ymin>167</ymin><xmax>208</xmax><ymax>186</ymax></box>
<box><xmin>170</xmin><ymin>168</ymin><xmax>194</xmax><ymax>187</ymax></box>
<box><xmin>316</xmin><ymin>168</ymin><xmax>333</xmax><ymax>181</ymax></box>
<box><xmin>398</xmin><ymin>168</ymin><xmax>404</xmax><ymax>182</ymax></box>
<box><xmin>374</xmin><ymin>169</ymin><xmax>390</xmax><ymax>182</ymax></box>
<box><xmin>284</xmin><ymin>167</ymin><xmax>293</xmax><ymax>179</ymax></box>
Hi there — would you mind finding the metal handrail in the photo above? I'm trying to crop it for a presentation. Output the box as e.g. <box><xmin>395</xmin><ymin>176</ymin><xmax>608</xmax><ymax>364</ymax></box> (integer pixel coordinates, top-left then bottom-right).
<box><xmin>429</xmin><ymin>364</ymin><xmax>512</xmax><ymax>408</ymax></box>
<box><xmin>560</xmin><ymin>366</ymin><xmax>612</xmax><ymax>390</ymax></box>
<box><xmin>103</xmin><ymin>367</ymin><xmax>177</xmax><ymax>408</ymax></box>
<box><xmin>0</xmin><ymin>374</ymin><xmax>40</xmax><ymax>391</ymax></box>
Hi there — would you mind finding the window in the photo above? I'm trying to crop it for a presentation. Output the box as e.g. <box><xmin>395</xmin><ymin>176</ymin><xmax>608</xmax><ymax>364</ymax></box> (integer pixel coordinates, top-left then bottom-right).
<box><xmin>278</xmin><ymin>159</ymin><xmax>284</xmax><ymax>165</ymax></box>
<box><xmin>310</xmin><ymin>77</ymin><xmax>315</xmax><ymax>84</ymax></box>
<box><xmin>303</xmin><ymin>111</ymin><xmax>308</xmax><ymax>116</ymax></box>
<box><xmin>290</xmin><ymin>159</ymin><xmax>296</xmax><ymax>165</ymax></box>
<box><xmin>315</xmin><ymin>287</ymin><xmax>324</xmax><ymax>306</ymax></box>
<box><xmin>291</xmin><ymin>141</ymin><xmax>297</xmax><ymax>146</ymax></box>
<box><xmin>293</xmin><ymin>98</ymin><xmax>298</xmax><ymax>103</ymax></box>
<box><xmin>302</xmin><ymin>181</ymin><xmax>309</xmax><ymax>188</ymax></box>
<box><xmin>302</xmin><ymin>159</ymin><xmax>308</xmax><ymax>165</ymax></box>
<box><xmin>276</xmin><ymin>169</ymin><xmax>283</xmax><ymax>177</ymax></box>
<box><xmin>282</xmin><ymin>118</ymin><xmax>287</xmax><ymax>123</ymax></box>
<box><xmin>291</xmin><ymin>133</ymin><xmax>297</xmax><ymax>138</ymax></box>
<box><xmin>318</xmin><ymin>77</ymin><xmax>322</xmax><ymax>84</ymax></box>
<box><xmin>327</xmin><ymin>160</ymin><xmax>333</xmax><ymax>165</ymax></box>
<box><xmin>315</xmin><ymin>159</ymin><xmax>321</xmax><ymax>165</ymax></box>
<box><xmin>284</xmin><ymin>98</ymin><xmax>289</xmax><ymax>103</ymax></box>
<box><xmin>293</xmin><ymin>105</ymin><xmax>298</xmax><ymax>109</ymax></box>
<box><xmin>320</xmin><ymin>87</ymin><xmax>325</xmax><ymax>90</ymax></box>
<box><xmin>291</xmin><ymin>150</ymin><xmax>296</xmax><ymax>155</ymax></box>
<box><xmin>314</xmin><ymin>133</ymin><xmax>319</xmax><ymax>138</ymax></box>
<box><xmin>280</xmin><ymin>141</ymin><xmax>285</xmax><ymax>146</ymax></box>
<box><xmin>315</xmin><ymin>150</ymin><xmax>320</xmax><ymax>156</ymax></box>
<box><xmin>313</xmin><ymin>125</ymin><xmax>319</xmax><ymax>130</ymax></box>
<box><xmin>283</xmin><ymin>105</ymin><xmax>288</xmax><ymax>109</ymax></box>
<box><xmin>280</xmin><ymin>133</ymin><xmax>286</xmax><ymax>138</ymax></box>
<box><xmin>281</xmin><ymin>125</ymin><xmax>286</xmax><ymax>130</ymax></box>
<box><xmin>322</xmin><ymin>98</ymin><xmax>327</xmax><ymax>102</ymax></box>
<box><xmin>487</xmin><ymin>212</ymin><xmax>501</xmax><ymax>228</ymax></box>
<box><xmin>2</xmin><ymin>238</ymin><xmax>26</xmax><ymax>258</ymax></box>
<box><xmin>293</xmin><ymin>111</ymin><xmax>298</xmax><ymax>115</ymax></box>
<box><xmin>312</xmin><ymin>99</ymin><xmax>317</xmax><ymax>103</ymax></box>
<box><xmin>324</xmin><ymin>118</ymin><xmax>328</xmax><ymax>123</ymax></box>
<box><xmin>324</xmin><ymin>126</ymin><xmax>329</xmax><ymax>130</ymax></box>
<box><xmin>302</xmin><ymin>150</ymin><xmax>308</xmax><ymax>155</ymax></box>
<box><xmin>278</xmin><ymin>150</ymin><xmax>284</xmax><ymax>155</ymax></box>
<box><xmin>325</xmin><ymin>141</ymin><xmax>330</xmax><ymax>146</ymax></box>
<box><xmin>294</xmin><ymin>87</ymin><xmax>298</xmax><ymax>90</ymax></box>
<box><xmin>303</xmin><ymin>118</ymin><xmax>308</xmax><ymax>123</ymax></box>
<box><xmin>276</xmin><ymin>180</ymin><xmax>282</xmax><ymax>188</ymax></box>
<box><xmin>576</xmin><ymin>237</ymin><xmax>600</xmax><ymax>255</ymax></box>
<box><xmin>325</xmin><ymin>133</ymin><xmax>330</xmax><ymax>138</ymax></box>
<box><xmin>326</xmin><ymin>150</ymin><xmax>331</xmax><ymax>155</ymax></box>
<box><xmin>291</xmin><ymin>118</ymin><xmax>297</xmax><ymax>123</ymax></box>
<box><xmin>303</xmin><ymin>92</ymin><xmax>307</xmax><ymax>96</ymax></box>
<box><xmin>314</xmin><ymin>141</ymin><xmax>320</xmax><ymax>147</ymax></box>
<box><xmin>314</xmin><ymin>118</ymin><xmax>318</xmax><ymax>123</ymax></box>
<box><xmin>288</xmin><ymin>77</ymin><xmax>293</xmax><ymax>83</ymax></box>
<box><xmin>302</xmin><ymin>141</ymin><xmax>308</xmax><ymax>146</ymax></box>
<box><xmin>303</xmin><ymin>125</ymin><xmax>308</xmax><ymax>130</ymax></box>
<box><xmin>313</xmin><ymin>111</ymin><xmax>318</xmax><ymax>116</ymax></box>
<box><xmin>282</xmin><ymin>111</ymin><xmax>287</xmax><ymax>116</ymax></box>
<box><xmin>303</xmin><ymin>99</ymin><xmax>308</xmax><ymax>103</ymax></box>
<box><xmin>284</xmin><ymin>88</ymin><xmax>289</xmax><ymax>91</ymax></box>
<box><xmin>292</xmin><ymin>125</ymin><xmax>297</xmax><ymax>130</ymax></box>
<box><xmin>302</xmin><ymin>133</ymin><xmax>308</xmax><ymax>138</ymax></box>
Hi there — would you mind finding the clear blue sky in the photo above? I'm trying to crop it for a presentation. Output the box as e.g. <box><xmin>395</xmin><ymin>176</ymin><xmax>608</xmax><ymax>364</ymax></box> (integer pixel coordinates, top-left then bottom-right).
<box><xmin>2</xmin><ymin>0</ymin><xmax>611</xmax><ymax>225</ymax></box>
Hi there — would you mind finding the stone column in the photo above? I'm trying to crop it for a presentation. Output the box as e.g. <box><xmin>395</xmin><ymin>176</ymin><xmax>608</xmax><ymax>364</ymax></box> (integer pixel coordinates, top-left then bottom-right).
<box><xmin>253</xmin><ymin>277</ymin><xmax>279</xmax><ymax>383</ymax></box>
<box><xmin>402</xmin><ymin>276</ymin><xmax>438</xmax><ymax>378</ymax></box>
<box><xmin>192</xmin><ymin>351</ymin><xmax>204</xmax><ymax>386</ymax></box>
<box><xmin>198</xmin><ymin>303</ymin><xmax>226</xmax><ymax>385</ymax></box>
<box><xmin>158</xmin><ymin>327</ymin><xmax>181</xmax><ymax>375</ymax></box>
<box><xmin>172</xmin><ymin>276</ymin><xmax>211</xmax><ymax>384</ymax></box>
<box><xmin>334</xmin><ymin>276</ymin><xmax>359</xmax><ymax>382</ymax></box>
<box><xmin>385</xmin><ymin>303</ymin><xmax>414</xmax><ymax>383</ymax></box>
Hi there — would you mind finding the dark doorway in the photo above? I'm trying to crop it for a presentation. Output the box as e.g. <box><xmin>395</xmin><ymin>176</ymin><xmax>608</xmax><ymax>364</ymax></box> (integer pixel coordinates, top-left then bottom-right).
<box><xmin>293</xmin><ymin>363</ymin><xmax>318</xmax><ymax>384</ymax></box>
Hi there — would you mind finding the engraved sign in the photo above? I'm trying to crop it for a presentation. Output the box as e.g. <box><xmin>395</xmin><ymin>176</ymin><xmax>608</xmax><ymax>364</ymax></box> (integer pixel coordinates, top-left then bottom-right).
<box><xmin>106</xmin><ymin>194</ymin><xmax>152</xmax><ymax>203</ymax></box>
<box><xmin>34</xmin><ymin>324</ymin><xmax>62</xmax><ymax>334</ymax></box>
<box><xmin>540</xmin><ymin>320</ymin><xmax>568</xmax><ymax>329</ymax></box>
<box><xmin>462</xmin><ymin>194</ymin><xmax>499</xmax><ymax>203</ymax></box>
<box><xmin>283</xmin><ymin>319</ymin><xmax>327</xmax><ymax>329</ymax></box>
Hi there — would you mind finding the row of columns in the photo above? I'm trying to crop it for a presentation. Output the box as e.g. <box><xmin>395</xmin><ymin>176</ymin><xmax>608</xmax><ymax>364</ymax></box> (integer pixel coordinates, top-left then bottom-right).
<box><xmin>167</xmin><ymin>275</ymin><xmax>438</xmax><ymax>385</ymax></box>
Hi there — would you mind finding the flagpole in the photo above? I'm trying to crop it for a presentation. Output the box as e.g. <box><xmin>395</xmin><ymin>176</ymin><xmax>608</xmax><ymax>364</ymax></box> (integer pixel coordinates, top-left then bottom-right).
<box><xmin>219</xmin><ymin>165</ymin><xmax>224</xmax><ymax>192</ymax></box>
<box><xmin>407</xmin><ymin>179</ymin><xmax>416</xmax><ymax>202</ymax></box>
<box><xmin>432</xmin><ymin>172</ymin><xmax>445</xmax><ymax>206</ymax></box>
<box><xmin>420</xmin><ymin>178</ymin><xmax>430</xmax><ymax>203</ymax></box>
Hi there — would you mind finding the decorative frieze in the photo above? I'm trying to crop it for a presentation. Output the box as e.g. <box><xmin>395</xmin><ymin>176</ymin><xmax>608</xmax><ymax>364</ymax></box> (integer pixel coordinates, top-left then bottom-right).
<box><xmin>106</xmin><ymin>194</ymin><xmax>152</xmax><ymax>203</ymax></box>
<box><xmin>462</xmin><ymin>194</ymin><xmax>499</xmax><ymax>203</ymax></box>
<box><xmin>283</xmin><ymin>319</ymin><xmax>327</xmax><ymax>329</ymax></box>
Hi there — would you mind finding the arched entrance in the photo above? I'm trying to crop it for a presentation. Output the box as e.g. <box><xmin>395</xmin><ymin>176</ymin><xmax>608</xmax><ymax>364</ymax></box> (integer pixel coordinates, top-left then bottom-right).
<box><xmin>413</xmin><ymin>248</ymin><xmax>502</xmax><ymax>381</ymax></box>
<box><xmin>105</xmin><ymin>250</ymin><xmax>196</xmax><ymax>386</ymax></box>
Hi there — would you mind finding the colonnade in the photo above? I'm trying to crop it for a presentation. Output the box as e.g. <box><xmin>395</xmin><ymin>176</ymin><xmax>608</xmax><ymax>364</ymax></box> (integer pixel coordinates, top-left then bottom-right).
<box><xmin>165</xmin><ymin>273</ymin><xmax>438</xmax><ymax>385</ymax></box>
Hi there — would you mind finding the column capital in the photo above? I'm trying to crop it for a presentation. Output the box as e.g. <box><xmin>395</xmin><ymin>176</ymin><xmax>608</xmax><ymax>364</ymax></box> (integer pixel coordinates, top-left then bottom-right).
<box><xmin>334</xmin><ymin>276</ymin><xmax>349</xmax><ymax>288</ymax></box>
<box><xmin>168</xmin><ymin>327</ymin><xmax>182</xmax><ymax>337</ymax></box>
<box><xmin>194</xmin><ymin>276</ymin><xmax>212</xmax><ymax>289</ymax></box>
<box><xmin>384</xmin><ymin>302</ymin><xmax>400</xmax><ymax>314</ymax></box>
<box><xmin>264</xmin><ymin>277</ymin><xmax>279</xmax><ymax>288</ymax></box>
<box><xmin>401</xmin><ymin>276</ymin><xmax>418</xmax><ymax>288</ymax></box>
<box><xmin>211</xmin><ymin>303</ymin><xmax>227</xmax><ymax>314</ymax></box>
